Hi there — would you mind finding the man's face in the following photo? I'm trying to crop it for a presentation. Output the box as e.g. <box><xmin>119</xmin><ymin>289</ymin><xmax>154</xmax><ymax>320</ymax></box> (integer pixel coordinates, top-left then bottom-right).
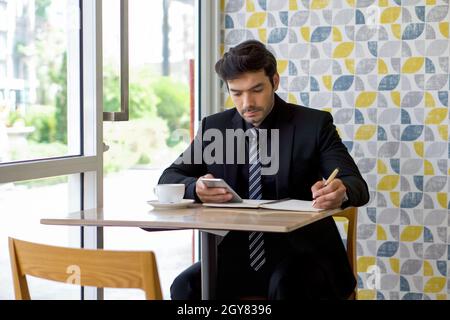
<box><xmin>227</xmin><ymin>70</ymin><xmax>280</xmax><ymax>127</ymax></box>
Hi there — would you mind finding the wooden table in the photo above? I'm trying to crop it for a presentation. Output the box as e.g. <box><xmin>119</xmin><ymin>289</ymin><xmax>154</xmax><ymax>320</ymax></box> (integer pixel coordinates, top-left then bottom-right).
<box><xmin>41</xmin><ymin>204</ymin><xmax>345</xmax><ymax>299</ymax></box>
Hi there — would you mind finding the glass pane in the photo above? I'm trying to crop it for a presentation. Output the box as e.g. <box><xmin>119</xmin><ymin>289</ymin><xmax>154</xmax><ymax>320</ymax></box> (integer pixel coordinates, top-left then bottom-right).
<box><xmin>0</xmin><ymin>175</ymin><xmax>81</xmax><ymax>300</ymax></box>
<box><xmin>103</xmin><ymin>0</ymin><xmax>196</xmax><ymax>300</ymax></box>
<box><xmin>0</xmin><ymin>0</ymin><xmax>81</xmax><ymax>164</ymax></box>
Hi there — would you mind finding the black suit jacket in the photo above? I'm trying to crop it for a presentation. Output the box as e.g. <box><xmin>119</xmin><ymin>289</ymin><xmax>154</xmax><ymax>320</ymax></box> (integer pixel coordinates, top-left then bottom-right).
<box><xmin>159</xmin><ymin>94</ymin><xmax>369</xmax><ymax>298</ymax></box>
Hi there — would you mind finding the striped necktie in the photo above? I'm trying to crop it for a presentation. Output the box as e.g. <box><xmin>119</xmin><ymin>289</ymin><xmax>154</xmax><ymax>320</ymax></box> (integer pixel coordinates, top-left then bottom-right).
<box><xmin>248</xmin><ymin>128</ymin><xmax>265</xmax><ymax>271</ymax></box>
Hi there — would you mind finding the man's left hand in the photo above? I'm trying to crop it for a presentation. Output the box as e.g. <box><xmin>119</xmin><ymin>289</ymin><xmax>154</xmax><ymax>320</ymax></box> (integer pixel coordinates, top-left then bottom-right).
<box><xmin>311</xmin><ymin>178</ymin><xmax>347</xmax><ymax>209</ymax></box>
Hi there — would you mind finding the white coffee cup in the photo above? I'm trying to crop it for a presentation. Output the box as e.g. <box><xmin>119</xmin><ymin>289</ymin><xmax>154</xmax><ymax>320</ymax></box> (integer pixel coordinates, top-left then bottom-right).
<box><xmin>154</xmin><ymin>184</ymin><xmax>185</xmax><ymax>203</ymax></box>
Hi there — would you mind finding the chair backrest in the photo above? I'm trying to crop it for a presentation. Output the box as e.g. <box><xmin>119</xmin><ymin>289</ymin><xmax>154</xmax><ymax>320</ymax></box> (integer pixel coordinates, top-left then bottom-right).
<box><xmin>8</xmin><ymin>237</ymin><xmax>162</xmax><ymax>300</ymax></box>
<box><xmin>333</xmin><ymin>207</ymin><xmax>357</xmax><ymax>299</ymax></box>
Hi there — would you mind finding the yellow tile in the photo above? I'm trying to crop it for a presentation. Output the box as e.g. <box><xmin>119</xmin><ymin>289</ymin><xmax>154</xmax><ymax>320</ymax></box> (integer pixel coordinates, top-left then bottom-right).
<box><xmin>390</xmin><ymin>192</ymin><xmax>399</xmax><ymax>208</ymax></box>
<box><xmin>246</xmin><ymin>0</ymin><xmax>255</xmax><ymax>12</ymax></box>
<box><xmin>377</xmin><ymin>159</ymin><xmax>387</xmax><ymax>174</ymax></box>
<box><xmin>289</xmin><ymin>0</ymin><xmax>298</xmax><ymax>11</ymax></box>
<box><xmin>390</xmin><ymin>258</ymin><xmax>399</xmax><ymax>274</ymax></box>
<box><xmin>357</xmin><ymin>289</ymin><xmax>376</xmax><ymax>300</ymax></box>
<box><xmin>358</xmin><ymin>256</ymin><xmax>376</xmax><ymax>273</ymax></box>
<box><xmin>439</xmin><ymin>22</ymin><xmax>449</xmax><ymax>38</ymax></box>
<box><xmin>247</xmin><ymin>12</ymin><xmax>266</xmax><ymax>28</ymax></box>
<box><xmin>400</xmin><ymin>226</ymin><xmax>423</xmax><ymax>242</ymax></box>
<box><xmin>377</xmin><ymin>225</ymin><xmax>387</xmax><ymax>240</ymax></box>
<box><xmin>258</xmin><ymin>28</ymin><xmax>267</xmax><ymax>43</ymax></box>
<box><xmin>424</xmin><ymin>277</ymin><xmax>446</xmax><ymax>293</ymax></box>
<box><xmin>377</xmin><ymin>175</ymin><xmax>400</xmax><ymax>191</ymax></box>
<box><xmin>378</xmin><ymin>59</ymin><xmax>388</xmax><ymax>74</ymax></box>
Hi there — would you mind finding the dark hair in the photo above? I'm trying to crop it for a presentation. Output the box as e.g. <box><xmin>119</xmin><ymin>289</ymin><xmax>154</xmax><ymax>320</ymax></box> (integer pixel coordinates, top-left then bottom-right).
<box><xmin>215</xmin><ymin>40</ymin><xmax>277</xmax><ymax>87</ymax></box>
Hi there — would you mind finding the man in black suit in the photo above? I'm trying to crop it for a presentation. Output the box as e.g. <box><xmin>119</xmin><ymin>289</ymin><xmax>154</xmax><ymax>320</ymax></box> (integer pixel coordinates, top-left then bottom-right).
<box><xmin>158</xmin><ymin>40</ymin><xmax>369</xmax><ymax>300</ymax></box>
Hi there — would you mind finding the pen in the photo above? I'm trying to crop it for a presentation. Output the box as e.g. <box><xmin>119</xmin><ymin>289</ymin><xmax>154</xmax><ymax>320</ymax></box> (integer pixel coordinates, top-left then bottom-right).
<box><xmin>266</xmin><ymin>198</ymin><xmax>290</xmax><ymax>205</ymax></box>
<box><xmin>312</xmin><ymin>168</ymin><xmax>340</xmax><ymax>207</ymax></box>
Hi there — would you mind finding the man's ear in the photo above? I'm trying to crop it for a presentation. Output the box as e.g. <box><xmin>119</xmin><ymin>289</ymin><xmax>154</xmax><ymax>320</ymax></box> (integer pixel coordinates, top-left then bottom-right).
<box><xmin>273</xmin><ymin>73</ymin><xmax>280</xmax><ymax>91</ymax></box>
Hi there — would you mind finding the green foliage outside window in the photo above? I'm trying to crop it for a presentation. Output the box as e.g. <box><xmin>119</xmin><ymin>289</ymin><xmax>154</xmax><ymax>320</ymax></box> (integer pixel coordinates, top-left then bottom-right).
<box><xmin>152</xmin><ymin>77</ymin><xmax>190</xmax><ymax>147</ymax></box>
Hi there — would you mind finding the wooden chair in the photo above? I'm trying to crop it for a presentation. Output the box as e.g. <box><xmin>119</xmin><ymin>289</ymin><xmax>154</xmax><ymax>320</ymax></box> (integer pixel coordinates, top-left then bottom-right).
<box><xmin>8</xmin><ymin>237</ymin><xmax>162</xmax><ymax>300</ymax></box>
<box><xmin>333</xmin><ymin>206</ymin><xmax>358</xmax><ymax>300</ymax></box>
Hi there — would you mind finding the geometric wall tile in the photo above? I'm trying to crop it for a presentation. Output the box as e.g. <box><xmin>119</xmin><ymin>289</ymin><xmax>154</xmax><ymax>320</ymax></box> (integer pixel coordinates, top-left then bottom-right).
<box><xmin>222</xmin><ymin>0</ymin><xmax>450</xmax><ymax>300</ymax></box>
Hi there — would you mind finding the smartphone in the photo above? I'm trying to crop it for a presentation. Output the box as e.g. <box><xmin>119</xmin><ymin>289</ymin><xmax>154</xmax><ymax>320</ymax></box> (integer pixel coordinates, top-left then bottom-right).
<box><xmin>199</xmin><ymin>178</ymin><xmax>243</xmax><ymax>203</ymax></box>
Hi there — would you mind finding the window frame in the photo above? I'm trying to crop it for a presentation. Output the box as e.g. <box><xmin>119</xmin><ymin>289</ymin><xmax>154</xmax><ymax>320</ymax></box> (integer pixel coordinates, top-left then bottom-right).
<box><xmin>0</xmin><ymin>0</ymin><xmax>219</xmax><ymax>300</ymax></box>
<box><xmin>0</xmin><ymin>0</ymin><xmax>104</xmax><ymax>300</ymax></box>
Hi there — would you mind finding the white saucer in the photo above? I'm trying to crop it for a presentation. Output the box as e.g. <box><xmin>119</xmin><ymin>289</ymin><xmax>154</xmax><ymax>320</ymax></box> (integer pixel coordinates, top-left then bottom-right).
<box><xmin>147</xmin><ymin>199</ymin><xmax>195</xmax><ymax>209</ymax></box>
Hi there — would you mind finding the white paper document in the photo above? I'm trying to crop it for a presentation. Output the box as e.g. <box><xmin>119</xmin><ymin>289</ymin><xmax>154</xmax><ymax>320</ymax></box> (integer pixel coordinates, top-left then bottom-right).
<box><xmin>202</xmin><ymin>199</ymin><xmax>274</xmax><ymax>209</ymax></box>
<box><xmin>203</xmin><ymin>199</ymin><xmax>324</xmax><ymax>212</ymax></box>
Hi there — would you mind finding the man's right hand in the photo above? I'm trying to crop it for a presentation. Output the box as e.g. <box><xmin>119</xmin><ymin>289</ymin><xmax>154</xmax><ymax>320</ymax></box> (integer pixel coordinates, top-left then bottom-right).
<box><xmin>196</xmin><ymin>174</ymin><xmax>233</xmax><ymax>203</ymax></box>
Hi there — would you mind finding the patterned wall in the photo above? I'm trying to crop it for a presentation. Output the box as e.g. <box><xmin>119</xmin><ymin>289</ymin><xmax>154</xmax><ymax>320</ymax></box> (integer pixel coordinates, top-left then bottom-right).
<box><xmin>219</xmin><ymin>0</ymin><xmax>450</xmax><ymax>299</ymax></box>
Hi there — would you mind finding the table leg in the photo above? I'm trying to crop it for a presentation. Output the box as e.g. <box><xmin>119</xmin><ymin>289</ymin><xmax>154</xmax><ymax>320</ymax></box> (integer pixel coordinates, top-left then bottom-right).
<box><xmin>200</xmin><ymin>231</ymin><xmax>217</xmax><ymax>300</ymax></box>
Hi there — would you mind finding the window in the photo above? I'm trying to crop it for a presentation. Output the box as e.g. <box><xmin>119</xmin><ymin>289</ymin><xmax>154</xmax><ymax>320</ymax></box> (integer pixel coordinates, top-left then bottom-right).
<box><xmin>0</xmin><ymin>0</ymin><xmax>81</xmax><ymax>163</ymax></box>
<box><xmin>0</xmin><ymin>61</ymin><xmax>5</xmax><ymax>78</ymax></box>
<box><xmin>0</xmin><ymin>0</ymin><xmax>211</xmax><ymax>300</ymax></box>
<box><xmin>102</xmin><ymin>0</ymin><xmax>197</xmax><ymax>300</ymax></box>
<box><xmin>0</xmin><ymin>0</ymin><xmax>103</xmax><ymax>300</ymax></box>
<box><xmin>0</xmin><ymin>175</ymin><xmax>80</xmax><ymax>299</ymax></box>
<box><xmin>0</xmin><ymin>34</ymin><xmax>6</xmax><ymax>59</ymax></box>
<box><xmin>0</xmin><ymin>3</ymin><xmax>6</xmax><ymax>31</ymax></box>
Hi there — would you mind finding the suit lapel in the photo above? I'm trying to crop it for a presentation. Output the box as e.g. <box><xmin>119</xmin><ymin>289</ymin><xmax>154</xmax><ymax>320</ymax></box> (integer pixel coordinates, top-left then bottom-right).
<box><xmin>273</xmin><ymin>95</ymin><xmax>295</xmax><ymax>199</ymax></box>
<box><xmin>223</xmin><ymin>110</ymin><xmax>244</xmax><ymax>192</ymax></box>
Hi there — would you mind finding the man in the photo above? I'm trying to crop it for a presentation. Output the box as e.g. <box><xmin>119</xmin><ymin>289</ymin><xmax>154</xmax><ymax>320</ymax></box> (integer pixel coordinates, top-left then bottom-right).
<box><xmin>159</xmin><ymin>40</ymin><xmax>369</xmax><ymax>300</ymax></box>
